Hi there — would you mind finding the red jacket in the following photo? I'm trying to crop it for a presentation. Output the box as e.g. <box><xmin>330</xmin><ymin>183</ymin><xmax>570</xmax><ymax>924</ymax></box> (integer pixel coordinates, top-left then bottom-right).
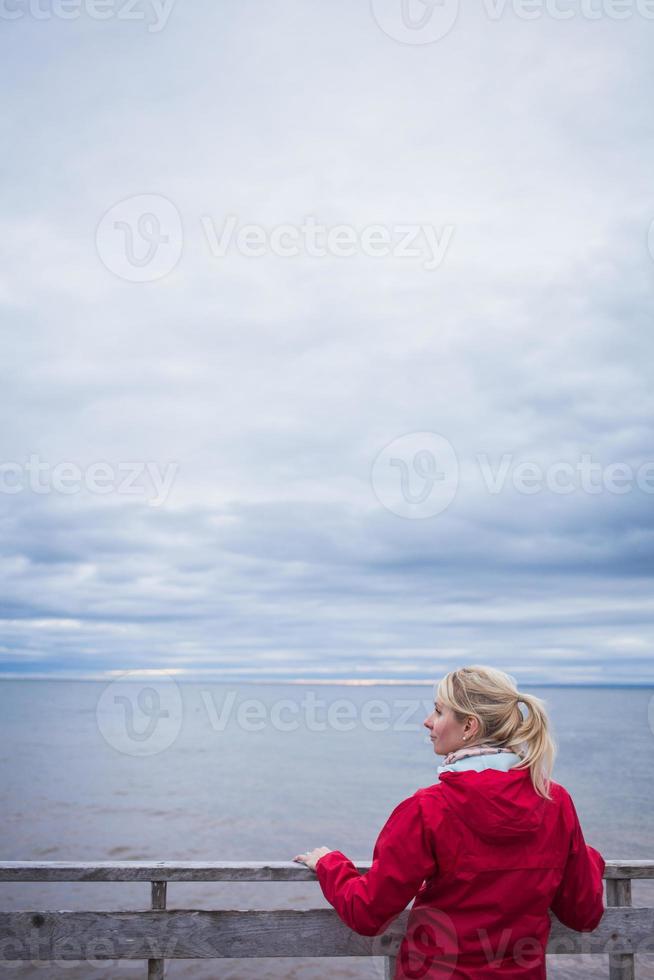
<box><xmin>316</xmin><ymin>767</ymin><xmax>606</xmax><ymax>978</ymax></box>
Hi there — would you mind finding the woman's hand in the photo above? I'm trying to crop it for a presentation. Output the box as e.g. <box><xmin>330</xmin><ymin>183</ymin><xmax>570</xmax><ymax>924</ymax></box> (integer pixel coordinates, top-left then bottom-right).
<box><xmin>292</xmin><ymin>846</ymin><xmax>332</xmax><ymax>871</ymax></box>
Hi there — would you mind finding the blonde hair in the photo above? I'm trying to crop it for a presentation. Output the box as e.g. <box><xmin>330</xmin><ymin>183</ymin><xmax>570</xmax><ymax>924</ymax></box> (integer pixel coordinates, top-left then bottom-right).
<box><xmin>435</xmin><ymin>665</ymin><xmax>556</xmax><ymax>800</ymax></box>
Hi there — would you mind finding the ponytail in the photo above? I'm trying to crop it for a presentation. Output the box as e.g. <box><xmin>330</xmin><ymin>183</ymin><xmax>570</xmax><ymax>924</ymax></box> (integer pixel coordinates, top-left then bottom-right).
<box><xmin>505</xmin><ymin>690</ymin><xmax>556</xmax><ymax>800</ymax></box>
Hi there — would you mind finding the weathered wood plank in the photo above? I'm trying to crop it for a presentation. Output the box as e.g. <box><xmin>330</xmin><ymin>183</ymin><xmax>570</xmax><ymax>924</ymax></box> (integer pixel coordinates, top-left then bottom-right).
<box><xmin>0</xmin><ymin>861</ymin><xmax>365</xmax><ymax>882</ymax></box>
<box><xmin>605</xmin><ymin>861</ymin><xmax>654</xmax><ymax>880</ymax></box>
<box><xmin>0</xmin><ymin>909</ymin><xmax>374</xmax><ymax>960</ymax></box>
<box><xmin>0</xmin><ymin>907</ymin><xmax>652</xmax><ymax>960</ymax></box>
<box><xmin>0</xmin><ymin>859</ymin><xmax>651</xmax><ymax>882</ymax></box>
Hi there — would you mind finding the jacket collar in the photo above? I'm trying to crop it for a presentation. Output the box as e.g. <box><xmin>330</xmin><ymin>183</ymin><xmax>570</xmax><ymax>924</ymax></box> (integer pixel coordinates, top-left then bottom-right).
<box><xmin>437</xmin><ymin>742</ymin><xmax>525</xmax><ymax>777</ymax></box>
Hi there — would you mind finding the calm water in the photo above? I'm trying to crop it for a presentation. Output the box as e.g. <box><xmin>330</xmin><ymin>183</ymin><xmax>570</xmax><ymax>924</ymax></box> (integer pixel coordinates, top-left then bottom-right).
<box><xmin>1</xmin><ymin>681</ymin><xmax>653</xmax><ymax>978</ymax></box>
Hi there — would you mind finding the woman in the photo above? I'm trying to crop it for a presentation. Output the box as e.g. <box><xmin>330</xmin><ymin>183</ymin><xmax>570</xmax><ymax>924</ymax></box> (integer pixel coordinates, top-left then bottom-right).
<box><xmin>293</xmin><ymin>665</ymin><xmax>606</xmax><ymax>978</ymax></box>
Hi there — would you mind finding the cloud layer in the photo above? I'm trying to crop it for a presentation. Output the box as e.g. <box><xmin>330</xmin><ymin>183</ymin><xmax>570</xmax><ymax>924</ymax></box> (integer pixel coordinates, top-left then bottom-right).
<box><xmin>1</xmin><ymin>0</ymin><xmax>653</xmax><ymax>682</ymax></box>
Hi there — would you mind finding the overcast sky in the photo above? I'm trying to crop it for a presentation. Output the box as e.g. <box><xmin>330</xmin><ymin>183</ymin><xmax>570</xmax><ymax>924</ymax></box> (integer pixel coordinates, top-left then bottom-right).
<box><xmin>1</xmin><ymin>0</ymin><xmax>653</xmax><ymax>684</ymax></box>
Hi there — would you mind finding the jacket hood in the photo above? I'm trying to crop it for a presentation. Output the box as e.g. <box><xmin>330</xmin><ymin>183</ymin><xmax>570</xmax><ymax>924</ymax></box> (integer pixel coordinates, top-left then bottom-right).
<box><xmin>437</xmin><ymin>764</ymin><xmax>549</xmax><ymax>842</ymax></box>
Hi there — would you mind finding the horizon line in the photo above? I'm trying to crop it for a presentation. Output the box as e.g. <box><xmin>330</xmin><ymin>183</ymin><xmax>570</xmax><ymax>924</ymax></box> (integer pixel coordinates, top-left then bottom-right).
<box><xmin>0</xmin><ymin>672</ymin><xmax>651</xmax><ymax>687</ymax></box>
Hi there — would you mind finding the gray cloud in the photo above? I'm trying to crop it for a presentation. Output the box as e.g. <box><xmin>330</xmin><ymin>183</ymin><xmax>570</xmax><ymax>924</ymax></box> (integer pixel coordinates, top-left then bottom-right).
<box><xmin>1</xmin><ymin>1</ymin><xmax>653</xmax><ymax>682</ymax></box>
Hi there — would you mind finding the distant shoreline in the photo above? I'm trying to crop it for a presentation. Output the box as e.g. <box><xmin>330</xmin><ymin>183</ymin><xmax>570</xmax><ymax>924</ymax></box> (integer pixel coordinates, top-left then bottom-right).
<box><xmin>0</xmin><ymin>674</ymin><xmax>651</xmax><ymax>687</ymax></box>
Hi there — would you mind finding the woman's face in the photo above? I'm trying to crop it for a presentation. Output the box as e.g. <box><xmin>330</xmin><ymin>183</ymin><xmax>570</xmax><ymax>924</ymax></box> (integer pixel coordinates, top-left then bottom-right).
<box><xmin>423</xmin><ymin>696</ymin><xmax>478</xmax><ymax>756</ymax></box>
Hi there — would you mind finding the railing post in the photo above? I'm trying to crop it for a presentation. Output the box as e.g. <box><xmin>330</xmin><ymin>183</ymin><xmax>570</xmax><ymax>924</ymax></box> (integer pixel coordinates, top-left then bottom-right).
<box><xmin>148</xmin><ymin>880</ymin><xmax>167</xmax><ymax>980</ymax></box>
<box><xmin>607</xmin><ymin>877</ymin><xmax>635</xmax><ymax>980</ymax></box>
<box><xmin>384</xmin><ymin>955</ymin><xmax>397</xmax><ymax>979</ymax></box>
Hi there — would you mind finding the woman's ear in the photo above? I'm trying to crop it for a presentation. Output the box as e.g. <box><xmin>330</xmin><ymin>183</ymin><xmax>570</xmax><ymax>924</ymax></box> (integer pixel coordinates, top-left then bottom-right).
<box><xmin>465</xmin><ymin>716</ymin><xmax>480</xmax><ymax>739</ymax></box>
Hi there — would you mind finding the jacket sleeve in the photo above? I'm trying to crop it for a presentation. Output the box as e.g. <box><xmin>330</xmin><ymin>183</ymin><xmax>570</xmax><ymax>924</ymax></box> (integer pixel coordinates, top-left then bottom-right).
<box><xmin>315</xmin><ymin>793</ymin><xmax>437</xmax><ymax>937</ymax></box>
<box><xmin>550</xmin><ymin>794</ymin><xmax>606</xmax><ymax>932</ymax></box>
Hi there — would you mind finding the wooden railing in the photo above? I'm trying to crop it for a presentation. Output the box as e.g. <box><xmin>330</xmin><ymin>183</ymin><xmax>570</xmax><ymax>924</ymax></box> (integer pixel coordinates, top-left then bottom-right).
<box><xmin>0</xmin><ymin>860</ymin><xmax>652</xmax><ymax>978</ymax></box>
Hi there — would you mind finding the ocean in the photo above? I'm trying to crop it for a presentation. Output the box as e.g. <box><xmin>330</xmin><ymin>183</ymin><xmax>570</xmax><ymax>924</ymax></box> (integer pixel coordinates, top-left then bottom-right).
<box><xmin>1</xmin><ymin>680</ymin><xmax>653</xmax><ymax>978</ymax></box>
